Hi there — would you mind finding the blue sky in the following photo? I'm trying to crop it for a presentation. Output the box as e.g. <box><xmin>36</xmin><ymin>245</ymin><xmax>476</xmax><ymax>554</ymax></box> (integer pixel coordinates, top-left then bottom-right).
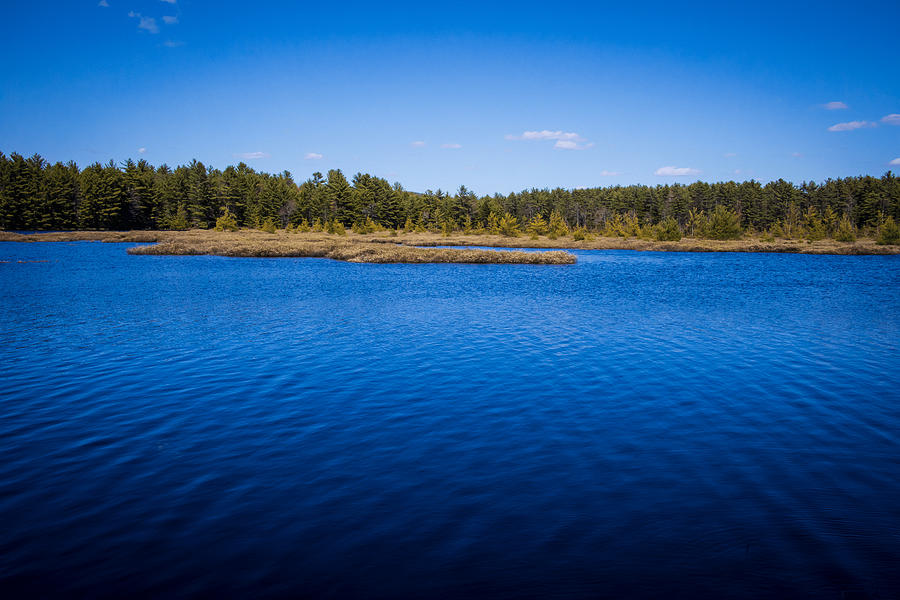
<box><xmin>1</xmin><ymin>1</ymin><xmax>899</xmax><ymax>194</ymax></box>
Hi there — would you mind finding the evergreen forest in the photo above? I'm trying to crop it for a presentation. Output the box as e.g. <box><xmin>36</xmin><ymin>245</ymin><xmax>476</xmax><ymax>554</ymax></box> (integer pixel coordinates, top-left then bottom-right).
<box><xmin>2</xmin><ymin>151</ymin><xmax>899</xmax><ymax>243</ymax></box>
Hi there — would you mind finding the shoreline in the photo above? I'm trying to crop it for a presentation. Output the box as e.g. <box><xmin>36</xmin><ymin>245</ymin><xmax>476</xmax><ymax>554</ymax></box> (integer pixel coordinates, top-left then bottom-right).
<box><xmin>1</xmin><ymin>229</ymin><xmax>898</xmax><ymax>257</ymax></box>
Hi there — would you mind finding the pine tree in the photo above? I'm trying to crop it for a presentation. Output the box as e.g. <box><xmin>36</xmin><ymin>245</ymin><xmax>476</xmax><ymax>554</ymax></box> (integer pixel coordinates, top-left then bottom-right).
<box><xmin>42</xmin><ymin>161</ymin><xmax>79</xmax><ymax>229</ymax></box>
<box><xmin>325</xmin><ymin>169</ymin><xmax>353</xmax><ymax>225</ymax></box>
<box><xmin>123</xmin><ymin>159</ymin><xmax>156</xmax><ymax>228</ymax></box>
<box><xmin>78</xmin><ymin>161</ymin><xmax>126</xmax><ymax>229</ymax></box>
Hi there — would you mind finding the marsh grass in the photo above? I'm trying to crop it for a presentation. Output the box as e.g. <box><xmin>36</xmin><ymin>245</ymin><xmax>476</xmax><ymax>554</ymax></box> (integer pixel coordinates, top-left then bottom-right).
<box><xmin>2</xmin><ymin>228</ymin><xmax>897</xmax><ymax>257</ymax></box>
<box><xmin>126</xmin><ymin>235</ymin><xmax>575</xmax><ymax>264</ymax></box>
<box><xmin>0</xmin><ymin>229</ymin><xmax>572</xmax><ymax>264</ymax></box>
<box><xmin>377</xmin><ymin>231</ymin><xmax>899</xmax><ymax>255</ymax></box>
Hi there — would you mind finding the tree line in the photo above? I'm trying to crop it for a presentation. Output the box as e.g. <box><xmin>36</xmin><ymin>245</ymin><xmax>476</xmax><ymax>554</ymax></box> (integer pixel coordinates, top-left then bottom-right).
<box><xmin>1</xmin><ymin>151</ymin><xmax>899</xmax><ymax>241</ymax></box>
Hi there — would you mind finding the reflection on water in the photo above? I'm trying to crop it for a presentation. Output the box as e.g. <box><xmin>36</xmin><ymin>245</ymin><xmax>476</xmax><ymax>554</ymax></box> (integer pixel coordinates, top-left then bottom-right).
<box><xmin>1</xmin><ymin>242</ymin><xmax>899</xmax><ymax>598</ymax></box>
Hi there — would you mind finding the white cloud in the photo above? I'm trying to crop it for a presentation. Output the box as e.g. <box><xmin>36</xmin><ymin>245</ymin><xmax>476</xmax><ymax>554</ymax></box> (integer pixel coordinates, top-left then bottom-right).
<box><xmin>554</xmin><ymin>140</ymin><xmax>594</xmax><ymax>150</ymax></box>
<box><xmin>441</xmin><ymin>143</ymin><xmax>462</xmax><ymax>149</ymax></box>
<box><xmin>138</xmin><ymin>147</ymin><xmax>147</xmax><ymax>154</ymax></box>
<box><xmin>599</xmin><ymin>170</ymin><xmax>620</xmax><ymax>176</ymax></box>
<box><xmin>882</xmin><ymin>114</ymin><xmax>900</xmax><ymax>126</ymax></box>
<box><xmin>792</xmin><ymin>152</ymin><xmax>803</xmax><ymax>157</ymax></box>
<box><xmin>827</xmin><ymin>120</ymin><xmax>877</xmax><ymax>132</ymax></box>
<box><xmin>304</xmin><ymin>153</ymin><xmax>323</xmax><ymax>160</ymax></box>
<box><xmin>655</xmin><ymin>166</ymin><xmax>700</xmax><ymax>177</ymax></box>
<box><xmin>506</xmin><ymin>130</ymin><xmax>585</xmax><ymax>142</ymax></box>
<box><xmin>160</xmin><ymin>0</ymin><xmax>177</xmax><ymax>3</ymax></box>
<box><xmin>128</xmin><ymin>12</ymin><xmax>159</xmax><ymax>34</ymax></box>
<box><xmin>508</xmin><ymin>129</ymin><xmax>594</xmax><ymax>150</ymax></box>
<box><xmin>98</xmin><ymin>0</ymin><xmax>109</xmax><ymax>7</ymax></box>
<box><xmin>890</xmin><ymin>158</ymin><xmax>900</xmax><ymax>166</ymax></box>
<box><xmin>162</xmin><ymin>15</ymin><xmax>178</xmax><ymax>24</ymax></box>
<box><xmin>410</xmin><ymin>141</ymin><xmax>426</xmax><ymax>147</ymax></box>
<box><xmin>233</xmin><ymin>152</ymin><xmax>270</xmax><ymax>160</ymax></box>
<box><xmin>163</xmin><ymin>40</ymin><xmax>184</xmax><ymax>47</ymax></box>
<box><xmin>723</xmin><ymin>152</ymin><xmax>737</xmax><ymax>157</ymax></box>
<box><xmin>822</xmin><ymin>101</ymin><xmax>849</xmax><ymax>110</ymax></box>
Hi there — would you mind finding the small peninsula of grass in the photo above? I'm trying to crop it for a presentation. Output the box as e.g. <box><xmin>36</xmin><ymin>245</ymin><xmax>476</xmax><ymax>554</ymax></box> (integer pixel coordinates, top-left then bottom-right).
<box><xmin>126</xmin><ymin>232</ymin><xmax>576</xmax><ymax>264</ymax></box>
<box><xmin>0</xmin><ymin>230</ymin><xmax>576</xmax><ymax>264</ymax></box>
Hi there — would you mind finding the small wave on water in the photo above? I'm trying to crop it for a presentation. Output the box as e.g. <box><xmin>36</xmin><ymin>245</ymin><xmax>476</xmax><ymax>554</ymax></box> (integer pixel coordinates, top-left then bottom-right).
<box><xmin>1</xmin><ymin>242</ymin><xmax>899</xmax><ymax>598</ymax></box>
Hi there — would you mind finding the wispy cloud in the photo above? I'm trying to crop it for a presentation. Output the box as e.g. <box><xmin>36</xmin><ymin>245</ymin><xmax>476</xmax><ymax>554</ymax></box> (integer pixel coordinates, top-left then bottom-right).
<box><xmin>128</xmin><ymin>12</ymin><xmax>159</xmax><ymax>34</ymax></box>
<box><xmin>599</xmin><ymin>170</ymin><xmax>620</xmax><ymax>176</ymax></box>
<box><xmin>723</xmin><ymin>152</ymin><xmax>737</xmax><ymax>157</ymax></box>
<box><xmin>441</xmin><ymin>143</ymin><xmax>462</xmax><ymax>149</ymax></box>
<box><xmin>162</xmin><ymin>15</ymin><xmax>178</xmax><ymax>24</ymax></box>
<box><xmin>655</xmin><ymin>166</ymin><xmax>700</xmax><ymax>177</ymax></box>
<box><xmin>304</xmin><ymin>153</ymin><xmax>323</xmax><ymax>160</ymax></box>
<box><xmin>554</xmin><ymin>140</ymin><xmax>594</xmax><ymax>150</ymax></box>
<box><xmin>97</xmin><ymin>0</ymin><xmax>109</xmax><ymax>7</ymax></box>
<box><xmin>138</xmin><ymin>147</ymin><xmax>146</xmax><ymax>154</ymax></box>
<box><xmin>827</xmin><ymin>120</ymin><xmax>877</xmax><ymax>132</ymax></box>
<box><xmin>410</xmin><ymin>141</ymin><xmax>426</xmax><ymax>148</ymax></box>
<box><xmin>792</xmin><ymin>152</ymin><xmax>803</xmax><ymax>157</ymax></box>
<box><xmin>881</xmin><ymin>114</ymin><xmax>900</xmax><ymax>126</ymax></box>
<box><xmin>822</xmin><ymin>101</ymin><xmax>849</xmax><ymax>110</ymax></box>
<box><xmin>160</xmin><ymin>0</ymin><xmax>177</xmax><ymax>3</ymax></box>
<box><xmin>890</xmin><ymin>158</ymin><xmax>900</xmax><ymax>166</ymax></box>
<box><xmin>163</xmin><ymin>40</ymin><xmax>184</xmax><ymax>47</ymax></box>
<box><xmin>507</xmin><ymin>130</ymin><xmax>594</xmax><ymax>151</ymax></box>
<box><xmin>233</xmin><ymin>152</ymin><xmax>270</xmax><ymax>160</ymax></box>
<box><xmin>506</xmin><ymin>130</ymin><xmax>585</xmax><ymax>142</ymax></box>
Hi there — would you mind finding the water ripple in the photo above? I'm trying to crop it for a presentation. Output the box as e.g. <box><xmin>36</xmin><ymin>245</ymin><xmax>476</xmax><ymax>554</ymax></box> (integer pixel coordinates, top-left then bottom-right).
<box><xmin>1</xmin><ymin>243</ymin><xmax>899</xmax><ymax>598</ymax></box>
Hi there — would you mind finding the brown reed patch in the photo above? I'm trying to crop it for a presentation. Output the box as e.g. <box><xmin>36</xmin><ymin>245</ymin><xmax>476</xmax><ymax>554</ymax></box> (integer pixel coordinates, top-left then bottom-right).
<box><xmin>2</xmin><ymin>228</ymin><xmax>897</xmax><ymax>256</ymax></box>
<box><xmin>125</xmin><ymin>236</ymin><xmax>575</xmax><ymax>264</ymax></box>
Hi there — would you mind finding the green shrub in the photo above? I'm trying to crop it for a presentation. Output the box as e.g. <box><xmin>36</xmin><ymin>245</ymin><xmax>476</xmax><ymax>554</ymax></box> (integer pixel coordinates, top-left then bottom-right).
<box><xmin>548</xmin><ymin>211</ymin><xmax>569</xmax><ymax>238</ymax></box>
<box><xmin>260</xmin><ymin>217</ymin><xmax>277</xmax><ymax>233</ymax></box>
<box><xmin>877</xmin><ymin>216</ymin><xmax>900</xmax><ymax>245</ymax></box>
<box><xmin>805</xmin><ymin>206</ymin><xmax>826</xmax><ymax>241</ymax></box>
<box><xmin>527</xmin><ymin>214</ymin><xmax>549</xmax><ymax>237</ymax></box>
<box><xmin>702</xmin><ymin>205</ymin><xmax>742</xmax><ymax>240</ymax></box>
<box><xmin>833</xmin><ymin>215</ymin><xmax>856</xmax><ymax>242</ymax></box>
<box><xmin>168</xmin><ymin>206</ymin><xmax>190</xmax><ymax>231</ymax></box>
<box><xmin>214</xmin><ymin>207</ymin><xmax>239</xmax><ymax>231</ymax></box>
<box><xmin>325</xmin><ymin>219</ymin><xmax>346</xmax><ymax>235</ymax></box>
<box><xmin>654</xmin><ymin>217</ymin><xmax>682</xmax><ymax>241</ymax></box>
<box><xmin>498</xmin><ymin>212</ymin><xmax>520</xmax><ymax>237</ymax></box>
<box><xmin>441</xmin><ymin>220</ymin><xmax>455</xmax><ymax>237</ymax></box>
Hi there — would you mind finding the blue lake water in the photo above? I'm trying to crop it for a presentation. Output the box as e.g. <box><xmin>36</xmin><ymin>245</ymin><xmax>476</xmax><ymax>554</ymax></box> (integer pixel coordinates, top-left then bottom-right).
<box><xmin>1</xmin><ymin>241</ymin><xmax>899</xmax><ymax>599</ymax></box>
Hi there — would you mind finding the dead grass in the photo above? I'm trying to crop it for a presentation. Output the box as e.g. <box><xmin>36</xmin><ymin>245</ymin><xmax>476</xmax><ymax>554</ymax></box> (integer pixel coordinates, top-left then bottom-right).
<box><xmin>371</xmin><ymin>231</ymin><xmax>900</xmax><ymax>255</ymax></box>
<box><xmin>0</xmin><ymin>230</ymin><xmax>572</xmax><ymax>264</ymax></box>
<box><xmin>2</xmin><ymin>228</ymin><xmax>897</xmax><ymax>258</ymax></box>
<box><xmin>127</xmin><ymin>236</ymin><xmax>575</xmax><ymax>264</ymax></box>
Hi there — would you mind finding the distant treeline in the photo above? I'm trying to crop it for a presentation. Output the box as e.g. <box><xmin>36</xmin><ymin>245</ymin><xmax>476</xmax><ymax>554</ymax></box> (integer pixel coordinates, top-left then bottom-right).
<box><xmin>1</xmin><ymin>152</ymin><xmax>899</xmax><ymax>238</ymax></box>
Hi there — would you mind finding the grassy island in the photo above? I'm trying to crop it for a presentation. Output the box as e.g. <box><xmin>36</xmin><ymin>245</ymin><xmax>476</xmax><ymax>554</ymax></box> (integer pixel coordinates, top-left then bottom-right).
<box><xmin>2</xmin><ymin>229</ymin><xmax>898</xmax><ymax>259</ymax></box>
<box><xmin>0</xmin><ymin>230</ymin><xmax>577</xmax><ymax>264</ymax></box>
